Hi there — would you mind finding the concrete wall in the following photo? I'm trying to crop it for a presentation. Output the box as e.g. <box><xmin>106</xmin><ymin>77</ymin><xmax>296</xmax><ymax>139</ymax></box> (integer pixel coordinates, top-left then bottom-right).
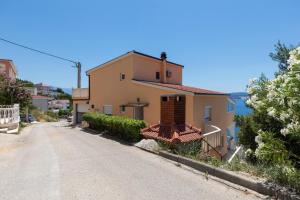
<box><xmin>192</xmin><ymin>95</ymin><xmax>235</xmax><ymax>150</ymax></box>
<box><xmin>87</xmin><ymin>54</ymin><xmax>183</xmax><ymax>125</ymax></box>
<box><xmin>132</xmin><ymin>54</ymin><xmax>182</xmax><ymax>84</ymax></box>
<box><xmin>86</xmin><ymin>53</ymin><xmax>234</xmax><ymax>130</ymax></box>
<box><xmin>32</xmin><ymin>99</ymin><xmax>49</xmax><ymax>112</ymax></box>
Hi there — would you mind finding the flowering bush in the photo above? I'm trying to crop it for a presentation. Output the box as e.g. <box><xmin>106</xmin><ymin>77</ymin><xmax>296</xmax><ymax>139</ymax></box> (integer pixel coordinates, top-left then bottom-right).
<box><xmin>0</xmin><ymin>73</ymin><xmax>32</xmax><ymax>109</ymax></box>
<box><xmin>246</xmin><ymin>47</ymin><xmax>300</xmax><ymax>167</ymax></box>
<box><xmin>247</xmin><ymin>47</ymin><xmax>300</xmax><ymax>138</ymax></box>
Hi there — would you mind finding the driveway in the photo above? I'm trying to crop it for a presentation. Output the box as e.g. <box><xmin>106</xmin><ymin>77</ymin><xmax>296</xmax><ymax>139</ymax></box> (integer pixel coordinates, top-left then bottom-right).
<box><xmin>0</xmin><ymin>122</ymin><xmax>263</xmax><ymax>200</ymax></box>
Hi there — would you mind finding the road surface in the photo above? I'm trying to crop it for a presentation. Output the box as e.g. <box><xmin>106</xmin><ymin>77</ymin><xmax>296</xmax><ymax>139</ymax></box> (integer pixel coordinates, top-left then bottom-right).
<box><xmin>0</xmin><ymin>122</ymin><xmax>262</xmax><ymax>200</ymax></box>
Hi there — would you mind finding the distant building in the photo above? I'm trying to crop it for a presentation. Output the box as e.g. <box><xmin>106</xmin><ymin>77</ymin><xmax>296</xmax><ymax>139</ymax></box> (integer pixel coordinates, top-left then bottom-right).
<box><xmin>48</xmin><ymin>99</ymin><xmax>70</xmax><ymax>110</ymax></box>
<box><xmin>25</xmin><ymin>87</ymin><xmax>38</xmax><ymax>96</ymax></box>
<box><xmin>32</xmin><ymin>95</ymin><xmax>52</xmax><ymax>112</ymax></box>
<box><xmin>0</xmin><ymin>59</ymin><xmax>18</xmax><ymax>80</ymax></box>
<box><xmin>35</xmin><ymin>83</ymin><xmax>58</xmax><ymax>96</ymax></box>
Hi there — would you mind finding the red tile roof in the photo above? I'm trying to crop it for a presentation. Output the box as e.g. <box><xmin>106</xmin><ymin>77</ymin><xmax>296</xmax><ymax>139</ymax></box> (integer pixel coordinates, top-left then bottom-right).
<box><xmin>134</xmin><ymin>80</ymin><xmax>227</xmax><ymax>95</ymax></box>
<box><xmin>141</xmin><ymin>124</ymin><xmax>202</xmax><ymax>143</ymax></box>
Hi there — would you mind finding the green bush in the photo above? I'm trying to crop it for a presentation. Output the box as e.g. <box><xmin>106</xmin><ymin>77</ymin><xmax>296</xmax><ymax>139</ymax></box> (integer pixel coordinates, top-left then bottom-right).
<box><xmin>58</xmin><ymin>109</ymin><xmax>71</xmax><ymax>117</ymax></box>
<box><xmin>83</xmin><ymin>112</ymin><xmax>146</xmax><ymax>142</ymax></box>
<box><xmin>46</xmin><ymin>111</ymin><xmax>59</xmax><ymax>120</ymax></box>
<box><xmin>266</xmin><ymin>165</ymin><xmax>300</xmax><ymax>192</ymax></box>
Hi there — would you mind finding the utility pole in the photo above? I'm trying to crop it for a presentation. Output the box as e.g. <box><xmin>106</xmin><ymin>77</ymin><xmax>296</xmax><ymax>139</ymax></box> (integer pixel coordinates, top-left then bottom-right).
<box><xmin>0</xmin><ymin>37</ymin><xmax>82</xmax><ymax>89</ymax></box>
<box><xmin>76</xmin><ymin>62</ymin><xmax>81</xmax><ymax>88</ymax></box>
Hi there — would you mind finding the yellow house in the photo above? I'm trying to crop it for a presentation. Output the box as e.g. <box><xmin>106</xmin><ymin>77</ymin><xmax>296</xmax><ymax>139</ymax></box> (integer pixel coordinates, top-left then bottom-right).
<box><xmin>72</xmin><ymin>51</ymin><xmax>236</xmax><ymax>154</ymax></box>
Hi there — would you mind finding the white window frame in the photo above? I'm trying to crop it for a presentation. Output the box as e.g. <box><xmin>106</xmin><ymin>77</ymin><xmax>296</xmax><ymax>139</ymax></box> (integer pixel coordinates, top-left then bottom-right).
<box><xmin>120</xmin><ymin>73</ymin><xmax>125</xmax><ymax>81</ymax></box>
<box><xmin>204</xmin><ymin>106</ymin><xmax>212</xmax><ymax>123</ymax></box>
<box><xmin>166</xmin><ymin>70</ymin><xmax>172</xmax><ymax>78</ymax></box>
<box><xmin>155</xmin><ymin>71</ymin><xmax>160</xmax><ymax>80</ymax></box>
<box><xmin>103</xmin><ymin>105</ymin><xmax>113</xmax><ymax>115</ymax></box>
<box><xmin>227</xmin><ymin>98</ymin><xmax>235</xmax><ymax>113</ymax></box>
<box><xmin>119</xmin><ymin>105</ymin><xmax>126</xmax><ymax>113</ymax></box>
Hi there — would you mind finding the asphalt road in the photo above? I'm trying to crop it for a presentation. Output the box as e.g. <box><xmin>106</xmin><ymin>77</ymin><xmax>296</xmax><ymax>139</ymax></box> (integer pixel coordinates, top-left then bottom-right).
<box><xmin>0</xmin><ymin>122</ymin><xmax>262</xmax><ymax>200</ymax></box>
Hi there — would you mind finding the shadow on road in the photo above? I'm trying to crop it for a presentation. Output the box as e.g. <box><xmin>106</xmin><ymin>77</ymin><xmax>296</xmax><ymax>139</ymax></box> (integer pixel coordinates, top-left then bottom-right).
<box><xmin>81</xmin><ymin>128</ymin><xmax>134</xmax><ymax>146</ymax></box>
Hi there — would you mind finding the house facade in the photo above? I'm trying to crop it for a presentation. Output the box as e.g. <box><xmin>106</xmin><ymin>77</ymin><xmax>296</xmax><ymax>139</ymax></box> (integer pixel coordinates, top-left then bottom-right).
<box><xmin>32</xmin><ymin>95</ymin><xmax>52</xmax><ymax>112</ymax></box>
<box><xmin>0</xmin><ymin>59</ymin><xmax>18</xmax><ymax>80</ymax></box>
<box><xmin>48</xmin><ymin>99</ymin><xmax>70</xmax><ymax>110</ymax></box>
<box><xmin>73</xmin><ymin>51</ymin><xmax>235</xmax><ymax>153</ymax></box>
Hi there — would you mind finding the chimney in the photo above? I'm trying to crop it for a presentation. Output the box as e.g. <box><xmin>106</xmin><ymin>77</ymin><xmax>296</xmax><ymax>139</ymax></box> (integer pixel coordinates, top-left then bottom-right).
<box><xmin>160</xmin><ymin>52</ymin><xmax>167</xmax><ymax>83</ymax></box>
<box><xmin>160</xmin><ymin>95</ymin><xmax>186</xmax><ymax>137</ymax></box>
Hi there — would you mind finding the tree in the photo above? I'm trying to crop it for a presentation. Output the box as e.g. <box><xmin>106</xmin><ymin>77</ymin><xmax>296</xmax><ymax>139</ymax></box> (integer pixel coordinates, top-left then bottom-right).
<box><xmin>0</xmin><ymin>73</ymin><xmax>32</xmax><ymax>109</ymax></box>
<box><xmin>56</xmin><ymin>87</ymin><xmax>64</xmax><ymax>93</ymax></box>
<box><xmin>247</xmin><ymin>47</ymin><xmax>300</xmax><ymax>167</ymax></box>
<box><xmin>269</xmin><ymin>41</ymin><xmax>294</xmax><ymax>74</ymax></box>
<box><xmin>235</xmin><ymin>115</ymin><xmax>258</xmax><ymax>150</ymax></box>
<box><xmin>17</xmin><ymin>79</ymin><xmax>34</xmax><ymax>87</ymax></box>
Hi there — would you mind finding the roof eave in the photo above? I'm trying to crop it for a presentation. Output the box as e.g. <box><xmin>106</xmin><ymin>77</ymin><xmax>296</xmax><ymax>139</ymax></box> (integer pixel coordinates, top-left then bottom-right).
<box><xmin>132</xmin><ymin>80</ymin><xmax>194</xmax><ymax>95</ymax></box>
<box><xmin>195</xmin><ymin>93</ymin><xmax>229</xmax><ymax>96</ymax></box>
<box><xmin>86</xmin><ymin>50</ymin><xmax>184</xmax><ymax>75</ymax></box>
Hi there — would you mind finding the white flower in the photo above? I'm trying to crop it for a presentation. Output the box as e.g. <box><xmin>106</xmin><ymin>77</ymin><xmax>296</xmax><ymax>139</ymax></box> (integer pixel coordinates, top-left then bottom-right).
<box><xmin>267</xmin><ymin>107</ymin><xmax>276</xmax><ymax>117</ymax></box>
<box><xmin>267</xmin><ymin>90</ymin><xmax>276</xmax><ymax>100</ymax></box>
<box><xmin>255</xmin><ymin>135</ymin><xmax>262</xmax><ymax>144</ymax></box>
<box><xmin>251</xmin><ymin>94</ymin><xmax>258</xmax><ymax>102</ymax></box>
<box><xmin>247</xmin><ymin>87</ymin><xmax>254</xmax><ymax>95</ymax></box>
<box><xmin>246</xmin><ymin>98</ymin><xmax>252</xmax><ymax>106</ymax></box>
<box><xmin>280</xmin><ymin>128</ymin><xmax>289</xmax><ymax>136</ymax></box>
<box><xmin>248</xmin><ymin>78</ymin><xmax>258</xmax><ymax>85</ymax></box>
<box><xmin>280</xmin><ymin>112</ymin><xmax>289</xmax><ymax>121</ymax></box>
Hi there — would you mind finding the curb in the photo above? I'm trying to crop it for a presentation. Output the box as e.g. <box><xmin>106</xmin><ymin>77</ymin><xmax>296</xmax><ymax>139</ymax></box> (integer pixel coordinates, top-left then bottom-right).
<box><xmin>82</xmin><ymin>127</ymin><xmax>299</xmax><ymax>199</ymax></box>
<box><xmin>158</xmin><ymin>151</ymin><xmax>300</xmax><ymax>200</ymax></box>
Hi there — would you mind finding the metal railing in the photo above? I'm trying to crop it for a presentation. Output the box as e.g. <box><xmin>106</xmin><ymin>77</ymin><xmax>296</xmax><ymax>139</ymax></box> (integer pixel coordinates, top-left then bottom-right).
<box><xmin>202</xmin><ymin>125</ymin><xmax>222</xmax><ymax>152</ymax></box>
<box><xmin>0</xmin><ymin>104</ymin><xmax>20</xmax><ymax>125</ymax></box>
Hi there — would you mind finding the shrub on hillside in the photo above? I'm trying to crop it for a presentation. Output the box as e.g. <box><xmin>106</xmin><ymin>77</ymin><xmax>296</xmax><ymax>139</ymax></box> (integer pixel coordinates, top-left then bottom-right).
<box><xmin>83</xmin><ymin>112</ymin><xmax>146</xmax><ymax>142</ymax></box>
<box><xmin>31</xmin><ymin>109</ymin><xmax>58</xmax><ymax>122</ymax></box>
<box><xmin>58</xmin><ymin>109</ymin><xmax>71</xmax><ymax>118</ymax></box>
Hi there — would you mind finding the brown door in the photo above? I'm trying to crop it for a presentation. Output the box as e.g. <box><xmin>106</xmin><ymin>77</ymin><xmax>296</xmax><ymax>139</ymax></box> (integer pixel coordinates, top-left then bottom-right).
<box><xmin>134</xmin><ymin>107</ymin><xmax>144</xmax><ymax>120</ymax></box>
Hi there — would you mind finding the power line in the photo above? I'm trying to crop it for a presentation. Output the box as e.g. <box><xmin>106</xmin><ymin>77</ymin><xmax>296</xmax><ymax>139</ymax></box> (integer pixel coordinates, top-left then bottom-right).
<box><xmin>0</xmin><ymin>37</ymin><xmax>77</xmax><ymax>64</ymax></box>
<box><xmin>0</xmin><ymin>37</ymin><xmax>82</xmax><ymax>88</ymax></box>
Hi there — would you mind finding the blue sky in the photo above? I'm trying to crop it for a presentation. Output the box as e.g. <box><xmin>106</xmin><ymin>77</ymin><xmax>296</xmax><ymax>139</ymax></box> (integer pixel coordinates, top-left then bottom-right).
<box><xmin>1</xmin><ymin>0</ymin><xmax>299</xmax><ymax>92</ymax></box>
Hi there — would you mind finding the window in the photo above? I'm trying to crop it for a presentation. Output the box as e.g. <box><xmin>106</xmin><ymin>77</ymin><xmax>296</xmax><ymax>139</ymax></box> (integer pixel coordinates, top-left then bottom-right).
<box><xmin>120</xmin><ymin>105</ymin><xmax>126</xmax><ymax>113</ymax></box>
<box><xmin>156</xmin><ymin>72</ymin><xmax>160</xmax><ymax>80</ymax></box>
<box><xmin>162</xmin><ymin>96</ymin><xmax>168</xmax><ymax>101</ymax></box>
<box><xmin>103</xmin><ymin>105</ymin><xmax>113</xmax><ymax>115</ymax></box>
<box><xmin>204</xmin><ymin>106</ymin><xmax>212</xmax><ymax>122</ymax></box>
<box><xmin>227</xmin><ymin>100</ymin><xmax>235</xmax><ymax>112</ymax></box>
<box><xmin>176</xmin><ymin>96</ymin><xmax>182</xmax><ymax>102</ymax></box>
<box><xmin>120</xmin><ymin>73</ymin><xmax>125</xmax><ymax>81</ymax></box>
<box><xmin>166</xmin><ymin>70</ymin><xmax>172</xmax><ymax>77</ymax></box>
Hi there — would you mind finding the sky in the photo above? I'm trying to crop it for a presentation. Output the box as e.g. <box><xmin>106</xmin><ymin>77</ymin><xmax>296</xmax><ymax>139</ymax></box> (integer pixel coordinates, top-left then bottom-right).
<box><xmin>1</xmin><ymin>0</ymin><xmax>299</xmax><ymax>92</ymax></box>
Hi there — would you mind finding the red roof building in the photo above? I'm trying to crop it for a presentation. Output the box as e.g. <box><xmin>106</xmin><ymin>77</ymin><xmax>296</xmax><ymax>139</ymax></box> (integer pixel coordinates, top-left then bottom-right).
<box><xmin>141</xmin><ymin>95</ymin><xmax>202</xmax><ymax>144</ymax></box>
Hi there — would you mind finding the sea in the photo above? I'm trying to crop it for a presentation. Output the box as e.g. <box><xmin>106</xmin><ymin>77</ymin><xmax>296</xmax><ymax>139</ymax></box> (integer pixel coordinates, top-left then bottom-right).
<box><xmin>234</xmin><ymin>98</ymin><xmax>252</xmax><ymax>116</ymax></box>
<box><xmin>230</xmin><ymin>93</ymin><xmax>252</xmax><ymax>141</ymax></box>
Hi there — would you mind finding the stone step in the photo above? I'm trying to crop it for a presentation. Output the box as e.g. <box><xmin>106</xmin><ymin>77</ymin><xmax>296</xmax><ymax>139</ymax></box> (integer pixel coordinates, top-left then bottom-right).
<box><xmin>0</xmin><ymin>128</ymin><xmax>8</xmax><ymax>133</ymax></box>
<box><xmin>6</xmin><ymin>127</ymin><xmax>18</xmax><ymax>134</ymax></box>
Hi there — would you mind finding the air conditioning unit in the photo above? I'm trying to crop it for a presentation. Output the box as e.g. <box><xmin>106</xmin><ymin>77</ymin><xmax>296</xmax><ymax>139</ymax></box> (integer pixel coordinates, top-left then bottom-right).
<box><xmin>166</xmin><ymin>70</ymin><xmax>172</xmax><ymax>77</ymax></box>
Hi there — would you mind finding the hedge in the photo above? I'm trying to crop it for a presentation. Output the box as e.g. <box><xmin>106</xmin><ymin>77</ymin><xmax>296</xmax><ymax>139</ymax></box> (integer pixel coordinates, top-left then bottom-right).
<box><xmin>82</xmin><ymin>112</ymin><xmax>146</xmax><ymax>142</ymax></box>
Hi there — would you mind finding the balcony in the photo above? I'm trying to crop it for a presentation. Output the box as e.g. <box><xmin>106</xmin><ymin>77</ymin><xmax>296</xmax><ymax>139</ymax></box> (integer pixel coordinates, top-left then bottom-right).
<box><xmin>201</xmin><ymin>125</ymin><xmax>225</xmax><ymax>159</ymax></box>
<box><xmin>72</xmin><ymin>88</ymin><xmax>89</xmax><ymax>100</ymax></box>
<box><xmin>0</xmin><ymin>104</ymin><xmax>20</xmax><ymax>134</ymax></box>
